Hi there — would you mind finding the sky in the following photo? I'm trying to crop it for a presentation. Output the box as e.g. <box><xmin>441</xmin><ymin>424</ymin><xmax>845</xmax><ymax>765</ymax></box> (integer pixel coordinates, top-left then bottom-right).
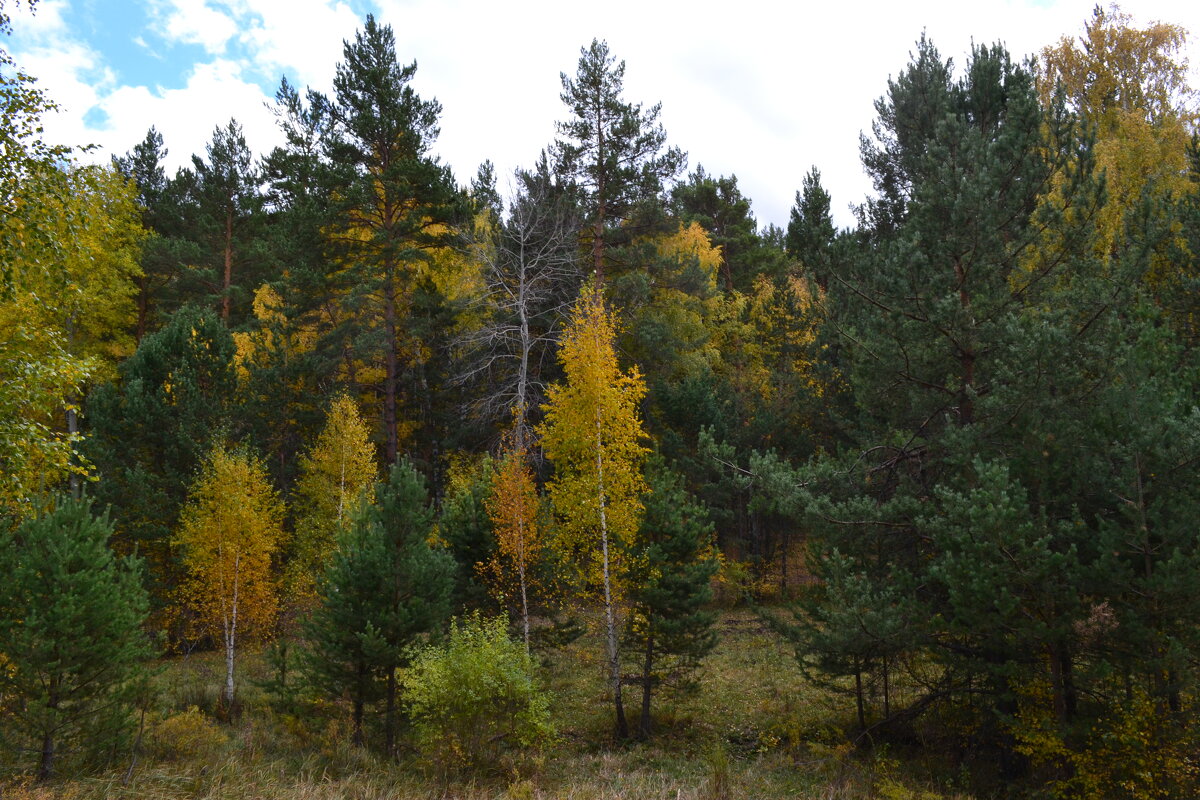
<box><xmin>5</xmin><ymin>0</ymin><xmax>1200</xmax><ymax>229</ymax></box>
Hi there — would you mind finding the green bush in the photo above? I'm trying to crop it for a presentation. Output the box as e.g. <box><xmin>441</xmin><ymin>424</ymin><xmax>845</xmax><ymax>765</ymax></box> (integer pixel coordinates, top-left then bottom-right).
<box><xmin>404</xmin><ymin>614</ymin><xmax>554</xmax><ymax>773</ymax></box>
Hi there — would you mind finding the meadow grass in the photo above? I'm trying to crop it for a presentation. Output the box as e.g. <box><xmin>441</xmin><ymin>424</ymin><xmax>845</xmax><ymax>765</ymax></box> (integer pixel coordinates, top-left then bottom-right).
<box><xmin>1</xmin><ymin>609</ymin><xmax>977</xmax><ymax>799</ymax></box>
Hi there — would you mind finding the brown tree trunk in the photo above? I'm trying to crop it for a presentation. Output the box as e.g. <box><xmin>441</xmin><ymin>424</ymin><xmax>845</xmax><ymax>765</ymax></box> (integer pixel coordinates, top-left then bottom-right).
<box><xmin>639</xmin><ymin>632</ymin><xmax>654</xmax><ymax>739</ymax></box>
<box><xmin>385</xmin><ymin>668</ymin><xmax>397</xmax><ymax>758</ymax></box>
<box><xmin>222</xmin><ymin>207</ymin><xmax>233</xmax><ymax>322</ymax></box>
<box><xmin>383</xmin><ymin>268</ymin><xmax>399</xmax><ymax>464</ymax></box>
<box><xmin>352</xmin><ymin>662</ymin><xmax>366</xmax><ymax>747</ymax></box>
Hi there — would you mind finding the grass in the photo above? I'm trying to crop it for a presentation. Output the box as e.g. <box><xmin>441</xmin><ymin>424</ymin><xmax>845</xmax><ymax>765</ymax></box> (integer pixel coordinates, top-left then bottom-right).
<box><xmin>1</xmin><ymin>608</ymin><xmax>978</xmax><ymax>799</ymax></box>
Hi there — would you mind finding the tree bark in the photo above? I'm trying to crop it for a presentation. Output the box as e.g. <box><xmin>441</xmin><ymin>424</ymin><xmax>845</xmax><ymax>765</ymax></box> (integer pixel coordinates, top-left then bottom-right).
<box><xmin>597</xmin><ymin>411</ymin><xmax>628</xmax><ymax>739</ymax></box>
<box><xmin>222</xmin><ymin>206</ymin><xmax>233</xmax><ymax>322</ymax></box>
<box><xmin>352</xmin><ymin>662</ymin><xmax>366</xmax><ymax>747</ymax></box>
<box><xmin>385</xmin><ymin>667</ymin><xmax>397</xmax><ymax>758</ymax></box>
<box><xmin>383</xmin><ymin>268</ymin><xmax>399</xmax><ymax>465</ymax></box>
<box><xmin>639</xmin><ymin>631</ymin><xmax>654</xmax><ymax>739</ymax></box>
<box><xmin>223</xmin><ymin>551</ymin><xmax>240</xmax><ymax>710</ymax></box>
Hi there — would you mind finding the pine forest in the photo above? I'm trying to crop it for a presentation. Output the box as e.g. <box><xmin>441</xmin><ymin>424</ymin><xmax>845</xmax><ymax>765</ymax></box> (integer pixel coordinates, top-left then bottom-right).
<box><xmin>5</xmin><ymin>2</ymin><xmax>1200</xmax><ymax>797</ymax></box>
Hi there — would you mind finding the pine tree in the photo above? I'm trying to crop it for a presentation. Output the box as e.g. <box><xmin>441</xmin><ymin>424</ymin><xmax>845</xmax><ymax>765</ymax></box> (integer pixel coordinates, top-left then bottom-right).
<box><xmin>180</xmin><ymin>119</ymin><xmax>268</xmax><ymax>326</ymax></box>
<box><xmin>86</xmin><ymin>306</ymin><xmax>237</xmax><ymax>615</ymax></box>
<box><xmin>538</xmin><ymin>283</ymin><xmax>648</xmax><ymax>739</ymax></box>
<box><xmin>553</xmin><ymin>39</ymin><xmax>685</xmax><ymax>284</ymax></box>
<box><xmin>302</xmin><ymin>459</ymin><xmax>454</xmax><ymax>753</ymax></box>
<box><xmin>785</xmin><ymin>167</ymin><xmax>837</xmax><ymax>291</ymax></box>
<box><xmin>0</xmin><ymin>496</ymin><xmax>151</xmax><ymax>780</ymax></box>
<box><xmin>624</xmin><ymin>456</ymin><xmax>718</xmax><ymax>738</ymax></box>
<box><xmin>315</xmin><ymin>15</ymin><xmax>463</xmax><ymax>465</ymax></box>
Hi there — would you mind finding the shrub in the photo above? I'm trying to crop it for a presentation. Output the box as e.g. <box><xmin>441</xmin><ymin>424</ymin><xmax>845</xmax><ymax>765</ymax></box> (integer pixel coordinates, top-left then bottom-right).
<box><xmin>404</xmin><ymin>614</ymin><xmax>554</xmax><ymax>773</ymax></box>
<box><xmin>148</xmin><ymin>707</ymin><xmax>227</xmax><ymax>761</ymax></box>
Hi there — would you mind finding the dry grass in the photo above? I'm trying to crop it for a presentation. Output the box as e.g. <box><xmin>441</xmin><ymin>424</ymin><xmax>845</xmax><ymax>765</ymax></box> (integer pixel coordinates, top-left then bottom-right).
<box><xmin>1</xmin><ymin>609</ymin><xmax>975</xmax><ymax>800</ymax></box>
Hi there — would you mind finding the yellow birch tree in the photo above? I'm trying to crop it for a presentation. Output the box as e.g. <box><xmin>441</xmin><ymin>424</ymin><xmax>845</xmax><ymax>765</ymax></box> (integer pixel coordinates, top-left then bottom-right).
<box><xmin>1038</xmin><ymin>5</ymin><xmax>1197</xmax><ymax>273</ymax></box>
<box><xmin>538</xmin><ymin>283</ymin><xmax>648</xmax><ymax>739</ymax></box>
<box><xmin>176</xmin><ymin>442</ymin><xmax>283</xmax><ymax>708</ymax></box>
<box><xmin>289</xmin><ymin>393</ymin><xmax>377</xmax><ymax>605</ymax></box>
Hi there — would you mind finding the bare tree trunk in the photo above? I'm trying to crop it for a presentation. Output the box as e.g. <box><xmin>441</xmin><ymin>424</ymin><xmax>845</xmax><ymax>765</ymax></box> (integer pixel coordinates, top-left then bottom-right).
<box><xmin>385</xmin><ymin>668</ymin><xmax>397</xmax><ymax>758</ymax></box>
<box><xmin>515</xmin><ymin>233</ymin><xmax>531</xmax><ymax>450</ymax></box>
<box><xmin>518</xmin><ymin>522</ymin><xmax>530</xmax><ymax>656</ymax></box>
<box><xmin>223</xmin><ymin>553</ymin><xmax>240</xmax><ymax>709</ymax></box>
<box><xmin>596</xmin><ymin>411</ymin><xmax>628</xmax><ymax>739</ymax></box>
<box><xmin>352</xmin><ymin>662</ymin><xmax>366</xmax><ymax>747</ymax></box>
<box><xmin>854</xmin><ymin>665</ymin><xmax>866</xmax><ymax>731</ymax></box>
<box><xmin>39</xmin><ymin>731</ymin><xmax>55</xmax><ymax>781</ymax></box>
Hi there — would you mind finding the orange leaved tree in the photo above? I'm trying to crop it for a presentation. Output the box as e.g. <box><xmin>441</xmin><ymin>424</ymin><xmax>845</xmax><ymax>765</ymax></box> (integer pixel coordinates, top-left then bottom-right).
<box><xmin>483</xmin><ymin>442</ymin><xmax>542</xmax><ymax>653</ymax></box>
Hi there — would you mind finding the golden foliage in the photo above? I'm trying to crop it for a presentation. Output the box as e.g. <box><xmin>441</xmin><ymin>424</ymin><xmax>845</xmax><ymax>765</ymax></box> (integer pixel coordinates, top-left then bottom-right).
<box><xmin>289</xmin><ymin>394</ymin><xmax>377</xmax><ymax>604</ymax></box>
<box><xmin>539</xmin><ymin>284</ymin><xmax>648</xmax><ymax>593</ymax></box>
<box><xmin>0</xmin><ymin>164</ymin><xmax>144</xmax><ymax>515</ymax></box>
<box><xmin>176</xmin><ymin>442</ymin><xmax>283</xmax><ymax>646</ymax></box>
<box><xmin>1012</xmin><ymin>679</ymin><xmax>1200</xmax><ymax>799</ymax></box>
<box><xmin>232</xmin><ymin>283</ymin><xmax>316</xmax><ymax>383</ymax></box>
<box><xmin>1037</xmin><ymin>5</ymin><xmax>1197</xmax><ymax>275</ymax></box>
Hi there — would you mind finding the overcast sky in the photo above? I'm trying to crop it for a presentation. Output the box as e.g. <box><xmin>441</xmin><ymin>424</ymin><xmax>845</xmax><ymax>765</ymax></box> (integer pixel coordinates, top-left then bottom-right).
<box><xmin>6</xmin><ymin>0</ymin><xmax>1200</xmax><ymax>229</ymax></box>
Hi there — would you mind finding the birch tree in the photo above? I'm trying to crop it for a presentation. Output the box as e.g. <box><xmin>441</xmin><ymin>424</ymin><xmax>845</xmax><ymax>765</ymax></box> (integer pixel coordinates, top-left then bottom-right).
<box><xmin>538</xmin><ymin>283</ymin><xmax>648</xmax><ymax>738</ymax></box>
<box><xmin>177</xmin><ymin>442</ymin><xmax>283</xmax><ymax>708</ymax></box>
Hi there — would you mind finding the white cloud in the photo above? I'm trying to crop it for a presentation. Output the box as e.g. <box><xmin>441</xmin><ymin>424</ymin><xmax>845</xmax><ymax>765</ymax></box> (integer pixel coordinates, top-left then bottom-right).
<box><xmin>149</xmin><ymin>0</ymin><xmax>238</xmax><ymax>54</ymax></box>
<box><xmin>32</xmin><ymin>54</ymin><xmax>282</xmax><ymax>174</ymax></box>
<box><xmin>236</xmin><ymin>0</ymin><xmax>362</xmax><ymax>90</ymax></box>
<box><xmin>5</xmin><ymin>0</ymin><xmax>70</xmax><ymax>36</ymax></box>
<box><xmin>8</xmin><ymin>0</ymin><xmax>1200</xmax><ymax>230</ymax></box>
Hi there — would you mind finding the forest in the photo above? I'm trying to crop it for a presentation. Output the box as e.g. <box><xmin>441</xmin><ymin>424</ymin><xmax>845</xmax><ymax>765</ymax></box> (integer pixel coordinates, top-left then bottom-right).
<box><xmin>3</xmin><ymin>1</ymin><xmax>1200</xmax><ymax>797</ymax></box>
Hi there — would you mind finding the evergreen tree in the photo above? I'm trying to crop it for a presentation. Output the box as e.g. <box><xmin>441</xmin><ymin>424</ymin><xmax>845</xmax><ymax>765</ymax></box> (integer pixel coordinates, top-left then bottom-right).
<box><xmin>315</xmin><ymin>15</ymin><xmax>464</xmax><ymax>465</ymax></box>
<box><xmin>0</xmin><ymin>496</ymin><xmax>151</xmax><ymax>780</ymax></box>
<box><xmin>785</xmin><ymin>167</ymin><xmax>837</xmax><ymax>291</ymax></box>
<box><xmin>669</xmin><ymin>165</ymin><xmax>776</xmax><ymax>291</ymax></box>
<box><xmin>303</xmin><ymin>459</ymin><xmax>454</xmax><ymax>754</ymax></box>
<box><xmin>776</xmin><ymin>38</ymin><xmax>1113</xmax><ymax>757</ymax></box>
<box><xmin>85</xmin><ymin>306</ymin><xmax>236</xmax><ymax>613</ymax></box>
<box><xmin>179</xmin><ymin>119</ymin><xmax>269</xmax><ymax>326</ymax></box>
<box><xmin>553</xmin><ymin>39</ymin><xmax>685</xmax><ymax>284</ymax></box>
<box><xmin>624</xmin><ymin>456</ymin><xmax>718</xmax><ymax>738</ymax></box>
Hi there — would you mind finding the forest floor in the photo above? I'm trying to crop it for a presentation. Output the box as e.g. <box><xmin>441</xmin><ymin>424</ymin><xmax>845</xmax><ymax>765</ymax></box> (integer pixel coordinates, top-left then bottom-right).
<box><xmin>3</xmin><ymin>609</ymin><xmax>978</xmax><ymax>799</ymax></box>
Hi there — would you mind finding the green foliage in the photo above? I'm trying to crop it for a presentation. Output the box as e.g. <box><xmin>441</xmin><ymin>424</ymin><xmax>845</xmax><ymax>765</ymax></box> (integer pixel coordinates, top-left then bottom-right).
<box><xmin>436</xmin><ymin>455</ymin><xmax>496</xmax><ymax>612</ymax></box>
<box><xmin>404</xmin><ymin>613</ymin><xmax>554</xmax><ymax>774</ymax></box>
<box><xmin>85</xmin><ymin>306</ymin><xmax>236</xmax><ymax>616</ymax></box>
<box><xmin>553</xmin><ymin>38</ymin><xmax>685</xmax><ymax>281</ymax></box>
<box><xmin>302</xmin><ymin>459</ymin><xmax>454</xmax><ymax>753</ymax></box>
<box><xmin>0</xmin><ymin>496</ymin><xmax>151</xmax><ymax>779</ymax></box>
<box><xmin>624</xmin><ymin>456</ymin><xmax>719</xmax><ymax>737</ymax></box>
